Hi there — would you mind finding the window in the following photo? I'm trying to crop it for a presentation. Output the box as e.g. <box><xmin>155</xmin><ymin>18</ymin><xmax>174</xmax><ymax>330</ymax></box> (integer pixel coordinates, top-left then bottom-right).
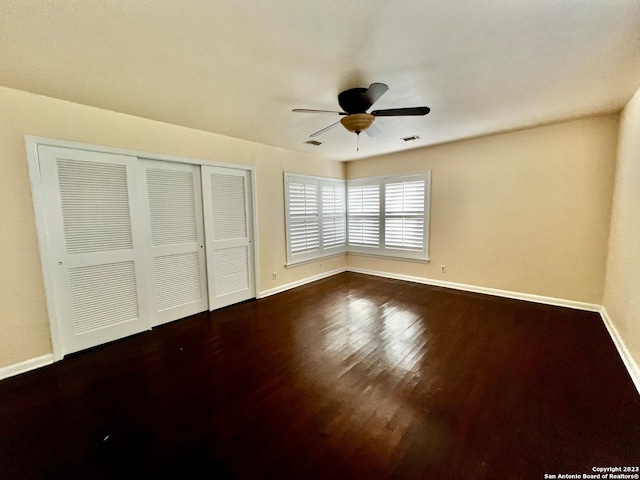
<box><xmin>322</xmin><ymin>182</ymin><xmax>347</xmax><ymax>249</ymax></box>
<box><xmin>347</xmin><ymin>180</ymin><xmax>380</xmax><ymax>247</ymax></box>
<box><xmin>348</xmin><ymin>172</ymin><xmax>430</xmax><ymax>260</ymax></box>
<box><xmin>285</xmin><ymin>171</ymin><xmax>429</xmax><ymax>265</ymax></box>
<box><xmin>285</xmin><ymin>174</ymin><xmax>346</xmax><ymax>264</ymax></box>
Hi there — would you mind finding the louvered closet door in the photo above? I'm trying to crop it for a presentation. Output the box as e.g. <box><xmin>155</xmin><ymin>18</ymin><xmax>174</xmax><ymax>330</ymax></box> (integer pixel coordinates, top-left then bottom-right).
<box><xmin>38</xmin><ymin>146</ymin><xmax>151</xmax><ymax>355</ymax></box>
<box><xmin>141</xmin><ymin>160</ymin><xmax>208</xmax><ymax>326</ymax></box>
<box><xmin>201</xmin><ymin>166</ymin><xmax>255</xmax><ymax>310</ymax></box>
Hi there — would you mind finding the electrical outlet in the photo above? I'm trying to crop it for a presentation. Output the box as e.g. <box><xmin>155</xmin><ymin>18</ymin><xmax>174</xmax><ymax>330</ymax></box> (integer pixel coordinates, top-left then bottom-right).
<box><xmin>272</xmin><ymin>272</ymin><xmax>277</xmax><ymax>280</ymax></box>
<box><xmin>441</xmin><ymin>265</ymin><xmax>446</xmax><ymax>273</ymax></box>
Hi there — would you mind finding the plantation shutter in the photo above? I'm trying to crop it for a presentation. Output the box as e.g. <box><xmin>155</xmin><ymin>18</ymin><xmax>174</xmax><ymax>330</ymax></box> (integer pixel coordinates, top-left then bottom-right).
<box><xmin>347</xmin><ymin>172</ymin><xmax>430</xmax><ymax>261</ymax></box>
<box><xmin>285</xmin><ymin>175</ymin><xmax>320</xmax><ymax>263</ymax></box>
<box><xmin>384</xmin><ymin>177</ymin><xmax>426</xmax><ymax>250</ymax></box>
<box><xmin>347</xmin><ymin>181</ymin><xmax>380</xmax><ymax>248</ymax></box>
<box><xmin>322</xmin><ymin>182</ymin><xmax>346</xmax><ymax>250</ymax></box>
<box><xmin>284</xmin><ymin>174</ymin><xmax>346</xmax><ymax>264</ymax></box>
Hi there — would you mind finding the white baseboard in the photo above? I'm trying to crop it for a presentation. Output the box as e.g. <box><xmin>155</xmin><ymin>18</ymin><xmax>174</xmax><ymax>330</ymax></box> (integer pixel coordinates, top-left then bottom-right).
<box><xmin>258</xmin><ymin>267</ymin><xmax>347</xmax><ymax>298</ymax></box>
<box><xmin>4</xmin><ymin>271</ymin><xmax>637</xmax><ymax>398</ymax></box>
<box><xmin>600</xmin><ymin>307</ymin><xmax>640</xmax><ymax>395</ymax></box>
<box><xmin>259</xmin><ymin>266</ymin><xmax>602</xmax><ymax>312</ymax></box>
<box><xmin>0</xmin><ymin>354</ymin><xmax>54</xmax><ymax>381</ymax></box>
<box><xmin>347</xmin><ymin>267</ymin><xmax>602</xmax><ymax>312</ymax></box>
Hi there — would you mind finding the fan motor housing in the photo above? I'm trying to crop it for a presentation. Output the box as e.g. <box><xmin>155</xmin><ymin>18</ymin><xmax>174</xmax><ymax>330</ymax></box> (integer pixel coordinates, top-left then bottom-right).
<box><xmin>338</xmin><ymin>87</ymin><xmax>370</xmax><ymax>113</ymax></box>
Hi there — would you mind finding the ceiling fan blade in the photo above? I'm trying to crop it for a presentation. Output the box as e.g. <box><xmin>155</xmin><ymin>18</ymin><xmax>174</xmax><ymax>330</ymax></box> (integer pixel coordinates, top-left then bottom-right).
<box><xmin>371</xmin><ymin>107</ymin><xmax>430</xmax><ymax>116</ymax></box>
<box><xmin>293</xmin><ymin>108</ymin><xmax>346</xmax><ymax>115</ymax></box>
<box><xmin>365</xmin><ymin>124</ymin><xmax>381</xmax><ymax>137</ymax></box>
<box><xmin>363</xmin><ymin>83</ymin><xmax>389</xmax><ymax>108</ymax></box>
<box><xmin>310</xmin><ymin>121</ymin><xmax>341</xmax><ymax>137</ymax></box>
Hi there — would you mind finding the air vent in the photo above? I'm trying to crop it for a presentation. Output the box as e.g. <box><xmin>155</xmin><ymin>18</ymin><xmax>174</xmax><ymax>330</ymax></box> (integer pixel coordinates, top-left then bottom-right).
<box><xmin>304</xmin><ymin>140</ymin><xmax>322</xmax><ymax>146</ymax></box>
<box><xmin>402</xmin><ymin>135</ymin><xmax>421</xmax><ymax>142</ymax></box>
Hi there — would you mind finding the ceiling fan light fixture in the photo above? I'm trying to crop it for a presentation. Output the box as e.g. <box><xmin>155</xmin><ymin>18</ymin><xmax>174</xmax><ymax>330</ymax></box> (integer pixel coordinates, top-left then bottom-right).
<box><xmin>340</xmin><ymin>113</ymin><xmax>375</xmax><ymax>133</ymax></box>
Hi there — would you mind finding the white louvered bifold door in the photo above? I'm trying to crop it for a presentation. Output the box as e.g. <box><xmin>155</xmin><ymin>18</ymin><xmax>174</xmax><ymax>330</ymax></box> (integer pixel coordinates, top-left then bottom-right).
<box><xmin>38</xmin><ymin>146</ymin><xmax>151</xmax><ymax>355</ymax></box>
<box><xmin>201</xmin><ymin>166</ymin><xmax>255</xmax><ymax>310</ymax></box>
<box><xmin>140</xmin><ymin>160</ymin><xmax>208</xmax><ymax>326</ymax></box>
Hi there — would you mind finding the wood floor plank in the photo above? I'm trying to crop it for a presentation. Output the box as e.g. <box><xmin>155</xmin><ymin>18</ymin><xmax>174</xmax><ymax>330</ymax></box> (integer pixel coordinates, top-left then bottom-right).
<box><xmin>0</xmin><ymin>272</ymin><xmax>638</xmax><ymax>479</ymax></box>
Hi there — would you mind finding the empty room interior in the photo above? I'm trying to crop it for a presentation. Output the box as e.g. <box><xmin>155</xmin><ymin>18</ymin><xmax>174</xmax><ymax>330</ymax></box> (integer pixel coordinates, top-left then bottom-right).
<box><xmin>1</xmin><ymin>2</ymin><xmax>639</xmax><ymax>479</ymax></box>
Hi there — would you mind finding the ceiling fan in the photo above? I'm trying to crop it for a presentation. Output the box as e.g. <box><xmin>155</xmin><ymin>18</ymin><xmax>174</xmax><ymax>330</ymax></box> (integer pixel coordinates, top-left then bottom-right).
<box><xmin>293</xmin><ymin>82</ymin><xmax>430</xmax><ymax>139</ymax></box>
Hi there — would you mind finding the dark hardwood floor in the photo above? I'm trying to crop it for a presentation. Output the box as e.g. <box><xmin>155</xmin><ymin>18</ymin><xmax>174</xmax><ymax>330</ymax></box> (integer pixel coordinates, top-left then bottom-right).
<box><xmin>1</xmin><ymin>272</ymin><xmax>639</xmax><ymax>479</ymax></box>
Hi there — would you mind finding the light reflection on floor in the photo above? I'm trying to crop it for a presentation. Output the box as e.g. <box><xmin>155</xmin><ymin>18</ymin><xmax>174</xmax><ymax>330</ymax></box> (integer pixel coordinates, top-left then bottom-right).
<box><xmin>292</xmin><ymin>294</ymin><xmax>448</xmax><ymax>466</ymax></box>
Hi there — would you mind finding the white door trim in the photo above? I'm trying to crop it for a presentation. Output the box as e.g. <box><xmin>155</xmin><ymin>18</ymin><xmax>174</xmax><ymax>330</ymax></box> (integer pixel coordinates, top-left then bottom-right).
<box><xmin>25</xmin><ymin>135</ymin><xmax>260</xmax><ymax>361</ymax></box>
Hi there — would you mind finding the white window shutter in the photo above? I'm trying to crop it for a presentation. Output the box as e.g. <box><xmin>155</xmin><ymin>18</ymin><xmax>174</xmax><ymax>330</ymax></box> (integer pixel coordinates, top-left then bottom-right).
<box><xmin>384</xmin><ymin>179</ymin><xmax>425</xmax><ymax>250</ymax></box>
<box><xmin>347</xmin><ymin>172</ymin><xmax>430</xmax><ymax>260</ymax></box>
<box><xmin>289</xmin><ymin>179</ymin><xmax>320</xmax><ymax>254</ymax></box>
<box><xmin>322</xmin><ymin>183</ymin><xmax>346</xmax><ymax>249</ymax></box>
<box><xmin>290</xmin><ymin>219</ymin><xmax>320</xmax><ymax>253</ymax></box>
<box><xmin>348</xmin><ymin>217</ymin><xmax>380</xmax><ymax>246</ymax></box>
<box><xmin>288</xmin><ymin>181</ymin><xmax>318</xmax><ymax>216</ymax></box>
<box><xmin>347</xmin><ymin>182</ymin><xmax>380</xmax><ymax>248</ymax></box>
<box><xmin>322</xmin><ymin>183</ymin><xmax>346</xmax><ymax>215</ymax></box>
<box><xmin>385</xmin><ymin>180</ymin><xmax>425</xmax><ymax>215</ymax></box>
<box><xmin>322</xmin><ymin>217</ymin><xmax>346</xmax><ymax>248</ymax></box>
<box><xmin>285</xmin><ymin>176</ymin><xmax>322</xmax><ymax>262</ymax></box>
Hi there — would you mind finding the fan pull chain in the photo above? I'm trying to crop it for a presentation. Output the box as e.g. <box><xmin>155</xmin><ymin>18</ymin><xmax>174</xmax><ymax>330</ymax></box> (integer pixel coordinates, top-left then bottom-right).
<box><xmin>356</xmin><ymin>131</ymin><xmax>360</xmax><ymax>152</ymax></box>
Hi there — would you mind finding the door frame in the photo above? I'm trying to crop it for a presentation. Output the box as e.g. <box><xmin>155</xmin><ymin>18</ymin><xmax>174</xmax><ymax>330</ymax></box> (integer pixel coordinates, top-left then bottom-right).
<box><xmin>26</xmin><ymin>135</ymin><xmax>261</xmax><ymax>361</ymax></box>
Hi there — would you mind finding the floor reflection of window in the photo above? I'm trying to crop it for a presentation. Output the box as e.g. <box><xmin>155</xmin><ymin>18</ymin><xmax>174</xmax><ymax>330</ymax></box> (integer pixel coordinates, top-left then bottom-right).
<box><xmin>381</xmin><ymin>303</ymin><xmax>427</xmax><ymax>374</ymax></box>
<box><xmin>322</xmin><ymin>297</ymin><xmax>378</xmax><ymax>356</ymax></box>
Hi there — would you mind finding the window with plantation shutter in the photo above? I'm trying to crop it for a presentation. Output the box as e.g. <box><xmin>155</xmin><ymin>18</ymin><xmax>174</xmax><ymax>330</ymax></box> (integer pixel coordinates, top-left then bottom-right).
<box><xmin>347</xmin><ymin>172</ymin><xmax>430</xmax><ymax>261</ymax></box>
<box><xmin>288</xmin><ymin>180</ymin><xmax>320</xmax><ymax>255</ymax></box>
<box><xmin>285</xmin><ymin>172</ymin><xmax>428</xmax><ymax>265</ymax></box>
<box><xmin>384</xmin><ymin>178</ymin><xmax>425</xmax><ymax>250</ymax></box>
<box><xmin>322</xmin><ymin>183</ymin><xmax>346</xmax><ymax>249</ymax></box>
<box><xmin>347</xmin><ymin>181</ymin><xmax>380</xmax><ymax>248</ymax></box>
<box><xmin>285</xmin><ymin>174</ymin><xmax>346</xmax><ymax>264</ymax></box>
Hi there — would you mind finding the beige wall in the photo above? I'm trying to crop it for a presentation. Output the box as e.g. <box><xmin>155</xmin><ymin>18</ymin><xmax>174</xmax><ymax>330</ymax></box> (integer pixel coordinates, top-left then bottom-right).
<box><xmin>603</xmin><ymin>87</ymin><xmax>640</xmax><ymax>370</ymax></box>
<box><xmin>0</xmin><ymin>86</ymin><xmax>345</xmax><ymax>368</ymax></box>
<box><xmin>346</xmin><ymin>115</ymin><xmax>619</xmax><ymax>304</ymax></box>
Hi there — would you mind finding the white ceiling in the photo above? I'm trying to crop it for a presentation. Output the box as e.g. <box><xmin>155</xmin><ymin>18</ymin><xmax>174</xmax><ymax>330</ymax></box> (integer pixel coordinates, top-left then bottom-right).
<box><xmin>1</xmin><ymin>1</ymin><xmax>640</xmax><ymax>161</ymax></box>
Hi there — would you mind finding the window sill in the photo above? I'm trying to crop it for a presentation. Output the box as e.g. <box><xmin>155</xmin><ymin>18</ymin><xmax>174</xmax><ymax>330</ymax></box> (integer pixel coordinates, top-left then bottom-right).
<box><xmin>346</xmin><ymin>251</ymin><xmax>430</xmax><ymax>263</ymax></box>
<box><xmin>285</xmin><ymin>252</ymin><xmax>346</xmax><ymax>268</ymax></box>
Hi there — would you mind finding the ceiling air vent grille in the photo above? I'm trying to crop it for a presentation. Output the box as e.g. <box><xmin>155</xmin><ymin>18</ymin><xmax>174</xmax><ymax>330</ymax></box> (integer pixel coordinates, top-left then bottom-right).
<box><xmin>402</xmin><ymin>135</ymin><xmax>421</xmax><ymax>142</ymax></box>
<box><xmin>304</xmin><ymin>140</ymin><xmax>322</xmax><ymax>146</ymax></box>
